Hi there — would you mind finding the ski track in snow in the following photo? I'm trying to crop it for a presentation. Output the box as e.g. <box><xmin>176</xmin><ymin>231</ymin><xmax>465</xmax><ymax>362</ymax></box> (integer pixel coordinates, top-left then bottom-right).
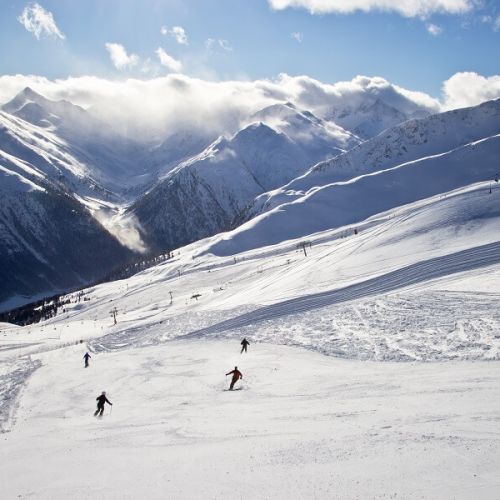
<box><xmin>2</xmin><ymin>341</ymin><xmax>500</xmax><ymax>499</ymax></box>
<box><xmin>184</xmin><ymin>241</ymin><xmax>500</xmax><ymax>339</ymax></box>
<box><xmin>0</xmin><ymin>356</ymin><xmax>40</xmax><ymax>433</ymax></box>
<box><xmin>84</xmin><ymin>240</ymin><xmax>500</xmax><ymax>362</ymax></box>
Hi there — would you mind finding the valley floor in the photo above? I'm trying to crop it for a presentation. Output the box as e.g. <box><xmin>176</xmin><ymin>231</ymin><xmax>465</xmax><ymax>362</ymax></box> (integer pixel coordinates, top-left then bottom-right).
<box><xmin>1</xmin><ymin>340</ymin><xmax>500</xmax><ymax>499</ymax></box>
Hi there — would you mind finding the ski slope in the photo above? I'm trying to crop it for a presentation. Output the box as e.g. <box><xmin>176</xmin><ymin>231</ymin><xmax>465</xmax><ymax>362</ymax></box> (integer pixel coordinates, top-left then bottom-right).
<box><xmin>1</xmin><ymin>181</ymin><xmax>499</xmax><ymax>498</ymax></box>
<box><xmin>2</xmin><ymin>340</ymin><xmax>500</xmax><ymax>499</ymax></box>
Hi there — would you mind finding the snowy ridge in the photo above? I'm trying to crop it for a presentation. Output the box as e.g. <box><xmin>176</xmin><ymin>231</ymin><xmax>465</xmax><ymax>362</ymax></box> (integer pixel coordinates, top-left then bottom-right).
<box><xmin>2</xmin><ymin>87</ymin><xmax>89</xmax><ymax>130</ymax></box>
<box><xmin>209</xmin><ymin>133</ymin><xmax>500</xmax><ymax>256</ymax></box>
<box><xmin>251</xmin><ymin>98</ymin><xmax>500</xmax><ymax>216</ymax></box>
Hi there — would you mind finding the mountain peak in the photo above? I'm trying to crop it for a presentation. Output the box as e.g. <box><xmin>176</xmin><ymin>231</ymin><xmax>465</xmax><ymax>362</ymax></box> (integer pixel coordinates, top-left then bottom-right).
<box><xmin>20</xmin><ymin>87</ymin><xmax>43</xmax><ymax>100</ymax></box>
<box><xmin>2</xmin><ymin>87</ymin><xmax>48</xmax><ymax>115</ymax></box>
<box><xmin>2</xmin><ymin>87</ymin><xmax>88</xmax><ymax>130</ymax></box>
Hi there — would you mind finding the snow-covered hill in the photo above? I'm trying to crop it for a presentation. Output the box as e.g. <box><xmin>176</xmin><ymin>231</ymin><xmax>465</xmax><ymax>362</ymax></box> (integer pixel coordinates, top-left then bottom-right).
<box><xmin>1</xmin><ymin>175</ymin><xmax>499</xmax><ymax>498</ymax></box>
<box><xmin>210</xmin><ymin>135</ymin><xmax>500</xmax><ymax>256</ymax></box>
<box><xmin>249</xmin><ymin>98</ymin><xmax>500</xmax><ymax>220</ymax></box>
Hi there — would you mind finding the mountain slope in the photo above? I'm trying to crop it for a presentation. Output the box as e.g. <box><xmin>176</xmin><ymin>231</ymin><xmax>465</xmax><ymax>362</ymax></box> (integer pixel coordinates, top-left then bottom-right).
<box><xmin>0</xmin><ymin>175</ymin><xmax>132</xmax><ymax>311</ymax></box>
<box><xmin>251</xmin><ymin>98</ymin><xmax>500</xmax><ymax>216</ymax></box>
<box><xmin>1</xmin><ymin>88</ymin><xmax>214</xmax><ymax>198</ymax></box>
<box><xmin>0</xmin><ymin>109</ymin><xmax>135</xmax><ymax>310</ymax></box>
<box><xmin>130</xmin><ymin>105</ymin><xmax>357</xmax><ymax>252</ymax></box>
<box><xmin>204</xmin><ymin>132</ymin><xmax>500</xmax><ymax>256</ymax></box>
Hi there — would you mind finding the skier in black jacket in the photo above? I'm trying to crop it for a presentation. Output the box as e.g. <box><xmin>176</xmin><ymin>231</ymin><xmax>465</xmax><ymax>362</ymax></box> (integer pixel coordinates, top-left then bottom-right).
<box><xmin>83</xmin><ymin>352</ymin><xmax>91</xmax><ymax>368</ymax></box>
<box><xmin>94</xmin><ymin>391</ymin><xmax>112</xmax><ymax>416</ymax></box>
<box><xmin>240</xmin><ymin>338</ymin><xmax>250</xmax><ymax>354</ymax></box>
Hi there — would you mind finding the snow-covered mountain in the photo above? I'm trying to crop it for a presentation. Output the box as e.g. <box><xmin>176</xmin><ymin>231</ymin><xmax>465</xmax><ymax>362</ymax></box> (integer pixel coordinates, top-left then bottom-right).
<box><xmin>0</xmin><ymin>88</ymin><xmax>496</xmax><ymax>311</ymax></box>
<box><xmin>0</xmin><ymin>169</ymin><xmax>133</xmax><ymax>310</ymax></box>
<box><xmin>0</xmin><ymin>90</ymin><xmax>362</xmax><ymax>307</ymax></box>
<box><xmin>248</xmin><ymin>101</ymin><xmax>358</xmax><ymax>148</ymax></box>
<box><xmin>130</xmin><ymin>104</ymin><xmax>358</xmax><ymax>252</ymax></box>
<box><xmin>249</xmin><ymin>98</ymin><xmax>500</xmax><ymax>218</ymax></box>
<box><xmin>0</xmin><ymin>106</ymin><xmax>136</xmax><ymax>310</ymax></box>
<box><xmin>1</xmin><ymin>88</ymin><xmax>214</xmax><ymax>198</ymax></box>
<box><xmin>321</xmin><ymin>77</ymin><xmax>437</xmax><ymax>139</ymax></box>
<box><xmin>206</xmin><ymin>100</ymin><xmax>500</xmax><ymax>256</ymax></box>
<box><xmin>329</xmin><ymin>97</ymin><xmax>409</xmax><ymax>139</ymax></box>
<box><xmin>0</xmin><ymin>110</ymin><xmax>108</xmax><ymax>198</ymax></box>
<box><xmin>2</xmin><ymin>86</ymin><xmax>90</xmax><ymax>130</ymax></box>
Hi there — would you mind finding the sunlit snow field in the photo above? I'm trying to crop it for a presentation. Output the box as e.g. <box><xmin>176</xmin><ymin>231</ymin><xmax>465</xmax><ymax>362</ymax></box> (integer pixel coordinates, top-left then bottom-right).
<box><xmin>1</xmin><ymin>182</ymin><xmax>500</xmax><ymax>499</ymax></box>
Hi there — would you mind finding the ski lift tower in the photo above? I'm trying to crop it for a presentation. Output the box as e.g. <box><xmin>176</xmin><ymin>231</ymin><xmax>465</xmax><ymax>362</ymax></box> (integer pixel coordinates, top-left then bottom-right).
<box><xmin>110</xmin><ymin>307</ymin><xmax>118</xmax><ymax>325</ymax></box>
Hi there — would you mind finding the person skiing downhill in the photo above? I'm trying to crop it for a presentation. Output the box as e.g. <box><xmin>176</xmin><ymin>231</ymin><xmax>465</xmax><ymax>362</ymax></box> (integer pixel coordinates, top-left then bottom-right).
<box><xmin>94</xmin><ymin>391</ymin><xmax>112</xmax><ymax>417</ymax></box>
<box><xmin>240</xmin><ymin>338</ymin><xmax>250</xmax><ymax>354</ymax></box>
<box><xmin>226</xmin><ymin>366</ymin><xmax>243</xmax><ymax>390</ymax></box>
<box><xmin>83</xmin><ymin>352</ymin><xmax>91</xmax><ymax>368</ymax></box>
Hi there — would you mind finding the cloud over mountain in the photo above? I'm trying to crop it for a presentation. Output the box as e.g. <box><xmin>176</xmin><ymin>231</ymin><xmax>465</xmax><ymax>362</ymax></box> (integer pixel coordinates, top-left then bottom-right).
<box><xmin>0</xmin><ymin>71</ymin><xmax>498</xmax><ymax>141</ymax></box>
<box><xmin>442</xmin><ymin>72</ymin><xmax>500</xmax><ymax>110</ymax></box>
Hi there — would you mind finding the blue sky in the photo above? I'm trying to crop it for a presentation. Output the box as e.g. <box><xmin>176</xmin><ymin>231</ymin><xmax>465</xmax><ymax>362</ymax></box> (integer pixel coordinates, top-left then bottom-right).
<box><xmin>0</xmin><ymin>0</ymin><xmax>499</xmax><ymax>97</ymax></box>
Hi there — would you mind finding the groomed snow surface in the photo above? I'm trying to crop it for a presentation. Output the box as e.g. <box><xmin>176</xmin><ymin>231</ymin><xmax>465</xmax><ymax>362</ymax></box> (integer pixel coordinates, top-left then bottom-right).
<box><xmin>1</xmin><ymin>182</ymin><xmax>500</xmax><ymax>499</ymax></box>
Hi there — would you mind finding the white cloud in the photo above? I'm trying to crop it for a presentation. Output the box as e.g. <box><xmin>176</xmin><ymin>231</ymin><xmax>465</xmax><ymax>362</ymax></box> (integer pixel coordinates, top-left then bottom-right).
<box><xmin>426</xmin><ymin>23</ymin><xmax>443</xmax><ymax>35</ymax></box>
<box><xmin>204</xmin><ymin>38</ymin><xmax>216</xmax><ymax>51</ymax></box>
<box><xmin>156</xmin><ymin>47</ymin><xmax>183</xmax><ymax>72</ymax></box>
<box><xmin>0</xmin><ymin>71</ymin><xmax>500</xmax><ymax>138</ymax></box>
<box><xmin>2</xmin><ymin>72</ymin><xmax>499</xmax><ymax>143</ymax></box>
<box><xmin>0</xmin><ymin>73</ymin><xmax>442</xmax><ymax>142</ymax></box>
<box><xmin>205</xmin><ymin>38</ymin><xmax>233</xmax><ymax>52</ymax></box>
<box><xmin>105</xmin><ymin>43</ymin><xmax>139</xmax><ymax>70</ymax></box>
<box><xmin>479</xmin><ymin>14</ymin><xmax>500</xmax><ymax>31</ymax></box>
<box><xmin>268</xmin><ymin>0</ymin><xmax>473</xmax><ymax>17</ymax></box>
<box><xmin>161</xmin><ymin>25</ymin><xmax>189</xmax><ymax>44</ymax></box>
<box><xmin>18</xmin><ymin>2</ymin><xmax>65</xmax><ymax>40</ymax></box>
<box><xmin>291</xmin><ymin>32</ymin><xmax>304</xmax><ymax>42</ymax></box>
<box><xmin>442</xmin><ymin>72</ymin><xmax>500</xmax><ymax>109</ymax></box>
<box><xmin>218</xmin><ymin>39</ymin><xmax>233</xmax><ymax>51</ymax></box>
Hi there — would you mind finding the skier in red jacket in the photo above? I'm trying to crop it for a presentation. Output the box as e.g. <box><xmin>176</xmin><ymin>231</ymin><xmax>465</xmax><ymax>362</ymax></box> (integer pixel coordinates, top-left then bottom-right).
<box><xmin>226</xmin><ymin>367</ymin><xmax>243</xmax><ymax>390</ymax></box>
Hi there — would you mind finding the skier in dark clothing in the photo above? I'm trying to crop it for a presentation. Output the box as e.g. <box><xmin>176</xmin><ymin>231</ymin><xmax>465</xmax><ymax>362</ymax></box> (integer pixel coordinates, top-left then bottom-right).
<box><xmin>83</xmin><ymin>352</ymin><xmax>91</xmax><ymax>368</ymax></box>
<box><xmin>94</xmin><ymin>391</ymin><xmax>112</xmax><ymax>417</ymax></box>
<box><xmin>240</xmin><ymin>338</ymin><xmax>250</xmax><ymax>354</ymax></box>
<box><xmin>226</xmin><ymin>367</ymin><xmax>243</xmax><ymax>390</ymax></box>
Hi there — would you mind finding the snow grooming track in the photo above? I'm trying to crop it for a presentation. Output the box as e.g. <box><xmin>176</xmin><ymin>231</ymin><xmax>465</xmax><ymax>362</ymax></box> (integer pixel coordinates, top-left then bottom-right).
<box><xmin>0</xmin><ymin>356</ymin><xmax>41</xmax><ymax>432</ymax></box>
<box><xmin>184</xmin><ymin>241</ymin><xmax>500</xmax><ymax>339</ymax></box>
